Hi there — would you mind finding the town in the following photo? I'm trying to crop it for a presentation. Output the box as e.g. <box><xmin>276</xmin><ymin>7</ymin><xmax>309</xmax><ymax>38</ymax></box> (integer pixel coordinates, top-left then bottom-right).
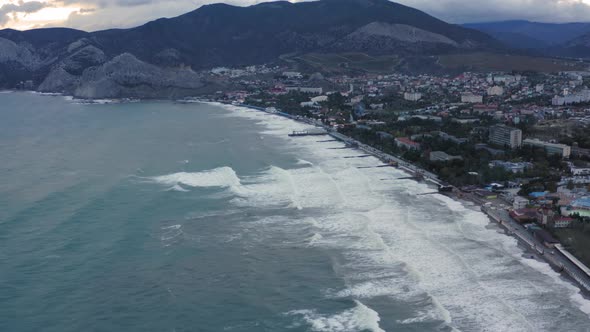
<box><xmin>196</xmin><ymin>63</ymin><xmax>590</xmax><ymax>287</ymax></box>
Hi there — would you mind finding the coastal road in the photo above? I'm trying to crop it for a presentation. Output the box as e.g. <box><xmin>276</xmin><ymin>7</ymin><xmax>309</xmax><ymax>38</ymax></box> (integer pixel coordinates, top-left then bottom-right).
<box><xmin>483</xmin><ymin>205</ymin><xmax>590</xmax><ymax>292</ymax></box>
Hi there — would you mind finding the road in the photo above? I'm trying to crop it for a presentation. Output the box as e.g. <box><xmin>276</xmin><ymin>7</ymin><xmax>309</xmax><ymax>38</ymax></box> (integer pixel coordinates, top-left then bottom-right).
<box><xmin>480</xmin><ymin>200</ymin><xmax>590</xmax><ymax>293</ymax></box>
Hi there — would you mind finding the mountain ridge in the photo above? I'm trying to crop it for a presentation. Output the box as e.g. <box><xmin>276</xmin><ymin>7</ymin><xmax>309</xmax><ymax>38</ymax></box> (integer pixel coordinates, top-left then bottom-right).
<box><xmin>0</xmin><ymin>0</ymin><xmax>498</xmax><ymax>98</ymax></box>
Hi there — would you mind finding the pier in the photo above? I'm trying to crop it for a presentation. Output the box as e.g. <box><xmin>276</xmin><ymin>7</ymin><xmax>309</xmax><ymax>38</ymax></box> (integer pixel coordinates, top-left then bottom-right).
<box><xmin>343</xmin><ymin>155</ymin><xmax>372</xmax><ymax>159</ymax></box>
<box><xmin>288</xmin><ymin>129</ymin><xmax>327</xmax><ymax>137</ymax></box>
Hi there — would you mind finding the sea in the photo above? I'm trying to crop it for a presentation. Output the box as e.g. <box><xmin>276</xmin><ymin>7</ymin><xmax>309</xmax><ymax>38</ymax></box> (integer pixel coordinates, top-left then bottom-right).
<box><xmin>1</xmin><ymin>91</ymin><xmax>590</xmax><ymax>332</ymax></box>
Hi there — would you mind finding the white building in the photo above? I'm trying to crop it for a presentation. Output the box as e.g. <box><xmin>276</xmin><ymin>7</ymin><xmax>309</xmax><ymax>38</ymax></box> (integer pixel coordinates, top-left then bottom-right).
<box><xmin>513</xmin><ymin>196</ymin><xmax>529</xmax><ymax>209</ymax></box>
<box><xmin>523</xmin><ymin>139</ymin><xmax>571</xmax><ymax>158</ymax></box>
<box><xmin>282</xmin><ymin>71</ymin><xmax>302</xmax><ymax>79</ymax></box>
<box><xmin>552</xmin><ymin>89</ymin><xmax>590</xmax><ymax>106</ymax></box>
<box><xmin>489</xmin><ymin>125</ymin><xmax>522</xmax><ymax>149</ymax></box>
<box><xmin>571</xmin><ymin>166</ymin><xmax>590</xmax><ymax>176</ymax></box>
<box><xmin>491</xmin><ymin>75</ymin><xmax>517</xmax><ymax>84</ymax></box>
<box><xmin>404</xmin><ymin>92</ymin><xmax>422</xmax><ymax>102</ymax></box>
<box><xmin>311</xmin><ymin>95</ymin><xmax>329</xmax><ymax>103</ymax></box>
<box><xmin>286</xmin><ymin>87</ymin><xmax>323</xmax><ymax>94</ymax></box>
<box><xmin>461</xmin><ymin>93</ymin><xmax>483</xmax><ymax>104</ymax></box>
<box><xmin>300</xmin><ymin>101</ymin><xmax>317</xmax><ymax>108</ymax></box>
<box><xmin>487</xmin><ymin>86</ymin><xmax>504</xmax><ymax>96</ymax></box>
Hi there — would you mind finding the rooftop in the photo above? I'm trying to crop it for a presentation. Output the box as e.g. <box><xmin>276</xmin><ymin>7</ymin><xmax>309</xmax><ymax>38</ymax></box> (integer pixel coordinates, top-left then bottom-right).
<box><xmin>572</xmin><ymin>197</ymin><xmax>590</xmax><ymax>209</ymax></box>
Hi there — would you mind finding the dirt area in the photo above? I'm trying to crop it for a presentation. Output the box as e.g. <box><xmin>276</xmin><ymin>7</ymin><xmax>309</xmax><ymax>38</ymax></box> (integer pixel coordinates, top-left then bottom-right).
<box><xmin>439</xmin><ymin>52</ymin><xmax>586</xmax><ymax>73</ymax></box>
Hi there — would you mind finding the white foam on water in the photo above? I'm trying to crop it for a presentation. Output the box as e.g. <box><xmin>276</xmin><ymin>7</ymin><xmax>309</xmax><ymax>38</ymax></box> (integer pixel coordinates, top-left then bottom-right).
<box><xmin>297</xmin><ymin>158</ymin><xmax>314</xmax><ymax>166</ymax></box>
<box><xmin>151</xmin><ymin>167</ymin><xmax>241</xmax><ymax>189</ymax></box>
<box><xmin>289</xmin><ymin>301</ymin><xmax>385</xmax><ymax>332</ymax></box>
<box><xmin>160</xmin><ymin>224</ymin><xmax>184</xmax><ymax>246</ymax></box>
<box><xmin>162</xmin><ymin>224</ymin><xmax>182</xmax><ymax>230</ymax></box>
<box><xmin>167</xmin><ymin>184</ymin><xmax>190</xmax><ymax>192</ymax></box>
<box><xmin>308</xmin><ymin>233</ymin><xmax>323</xmax><ymax>246</ymax></box>
<box><xmin>211</xmin><ymin>103</ymin><xmax>590</xmax><ymax>330</ymax></box>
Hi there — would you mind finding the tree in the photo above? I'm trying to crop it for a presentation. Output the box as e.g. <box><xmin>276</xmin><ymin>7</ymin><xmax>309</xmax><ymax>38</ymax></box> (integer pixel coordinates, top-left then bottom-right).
<box><xmin>567</xmin><ymin>180</ymin><xmax>575</xmax><ymax>190</ymax></box>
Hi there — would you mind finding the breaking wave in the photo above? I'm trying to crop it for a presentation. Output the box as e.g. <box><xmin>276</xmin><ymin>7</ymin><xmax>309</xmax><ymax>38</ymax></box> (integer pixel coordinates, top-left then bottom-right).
<box><xmin>215</xmin><ymin>103</ymin><xmax>590</xmax><ymax>330</ymax></box>
<box><xmin>150</xmin><ymin>166</ymin><xmax>241</xmax><ymax>189</ymax></box>
<box><xmin>288</xmin><ymin>301</ymin><xmax>385</xmax><ymax>332</ymax></box>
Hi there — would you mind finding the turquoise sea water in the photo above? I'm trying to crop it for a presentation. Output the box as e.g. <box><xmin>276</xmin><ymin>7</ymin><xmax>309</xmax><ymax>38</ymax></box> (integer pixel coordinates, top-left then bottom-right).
<box><xmin>1</xmin><ymin>92</ymin><xmax>590</xmax><ymax>332</ymax></box>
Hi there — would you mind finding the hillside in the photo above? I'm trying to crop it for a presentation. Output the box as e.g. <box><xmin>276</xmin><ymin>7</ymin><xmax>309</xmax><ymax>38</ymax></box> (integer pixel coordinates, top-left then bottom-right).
<box><xmin>0</xmin><ymin>0</ymin><xmax>498</xmax><ymax>97</ymax></box>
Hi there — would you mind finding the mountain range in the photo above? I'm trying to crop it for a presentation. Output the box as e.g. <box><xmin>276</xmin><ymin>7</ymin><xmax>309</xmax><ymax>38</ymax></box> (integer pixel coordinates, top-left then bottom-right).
<box><xmin>0</xmin><ymin>0</ymin><xmax>499</xmax><ymax>98</ymax></box>
<box><xmin>463</xmin><ymin>20</ymin><xmax>590</xmax><ymax>58</ymax></box>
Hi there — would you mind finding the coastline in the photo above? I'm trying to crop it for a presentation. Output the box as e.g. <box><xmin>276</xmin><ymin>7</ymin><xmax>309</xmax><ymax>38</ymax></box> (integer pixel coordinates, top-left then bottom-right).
<box><xmin>225</xmin><ymin>101</ymin><xmax>590</xmax><ymax>297</ymax></box>
<box><xmin>12</xmin><ymin>91</ymin><xmax>590</xmax><ymax>298</ymax></box>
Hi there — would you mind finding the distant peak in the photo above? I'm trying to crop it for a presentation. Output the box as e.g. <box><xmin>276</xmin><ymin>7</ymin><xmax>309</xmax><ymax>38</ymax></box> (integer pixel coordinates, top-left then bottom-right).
<box><xmin>253</xmin><ymin>1</ymin><xmax>293</xmax><ymax>8</ymax></box>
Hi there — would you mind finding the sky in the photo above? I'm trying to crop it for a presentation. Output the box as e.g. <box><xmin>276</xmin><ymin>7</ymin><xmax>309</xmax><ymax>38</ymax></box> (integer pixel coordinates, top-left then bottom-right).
<box><xmin>2</xmin><ymin>0</ymin><xmax>590</xmax><ymax>31</ymax></box>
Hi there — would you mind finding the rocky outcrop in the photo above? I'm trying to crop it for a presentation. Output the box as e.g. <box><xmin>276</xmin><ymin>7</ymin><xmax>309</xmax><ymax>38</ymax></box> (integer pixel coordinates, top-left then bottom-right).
<box><xmin>38</xmin><ymin>67</ymin><xmax>79</xmax><ymax>93</ymax></box>
<box><xmin>73</xmin><ymin>53</ymin><xmax>204</xmax><ymax>99</ymax></box>
<box><xmin>330</xmin><ymin>22</ymin><xmax>461</xmax><ymax>55</ymax></box>
<box><xmin>0</xmin><ymin>37</ymin><xmax>40</xmax><ymax>70</ymax></box>
<box><xmin>348</xmin><ymin>22</ymin><xmax>458</xmax><ymax>45</ymax></box>
<box><xmin>62</xmin><ymin>45</ymin><xmax>107</xmax><ymax>75</ymax></box>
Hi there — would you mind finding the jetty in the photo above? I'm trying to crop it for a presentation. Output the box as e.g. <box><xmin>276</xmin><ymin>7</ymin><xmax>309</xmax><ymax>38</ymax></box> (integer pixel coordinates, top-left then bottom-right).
<box><xmin>288</xmin><ymin>129</ymin><xmax>327</xmax><ymax>137</ymax></box>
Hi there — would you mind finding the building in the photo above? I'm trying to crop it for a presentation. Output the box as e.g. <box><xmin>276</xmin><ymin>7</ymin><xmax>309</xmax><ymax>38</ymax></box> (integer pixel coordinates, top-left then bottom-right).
<box><xmin>510</xmin><ymin>208</ymin><xmax>538</xmax><ymax>223</ymax></box>
<box><xmin>536</xmin><ymin>208</ymin><xmax>555</xmax><ymax>227</ymax></box>
<box><xmin>473</xmin><ymin>104</ymin><xmax>498</xmax><ymax>114</ymax></box>
<box><xmin>395</xmin><ymin>137</ymin><xmax>421</xmax><ymax>150</ymax></box>
<box><xmin>552</xmin><ymin>89</ymin><xmax>590</xmax><ymax>106</ymax></box>
<box><xmin>570</xmin><ymin>166</ymin><xmax>590</xmax><ymax>176</ymax></box>
<box><xmin>513</xmin><ymin>196</ymin><xmax>529</xmax><ymax>209</ymax></box>
<box><xmin>490</xmin><ymin>75</ymin><xmax>517</xmax><ymax>84</ymax></box>
<box><xmin>475</xmin><ymin>144</ymin><xmax>505</xmax><ymax>156</ymax></box>
<box><xmin>311</xmin><ymin>95</ymin><xmax>329</xmax><ymax>103</ymax></box>
<box><xmin>489</xmin><ymin>125</ymin><xmax>522</xmax><ymax>149</ymax></box>
<box><xmin>282</xmin><ymin>71</ymin><xmax>302</xmax><ymax>79</ymax></box>
<box><xmin>572</xmin><ymin>143</ymin><xmax>590</xmax><ymax>158</ymax></box>
<box><xmin>461</xmin><ymin>93</ymin><xmax>484</xmax><ymax>104</ymax></box>
<box><xmin>554</xmin><ymin>217</ymin><xmax>574</xmax><ymax>228</ymax></box>
<box><xmin>429</xmin><ymin>151</ymin><xmax>463</xmax><ymax>162</ymax></box>
<box><xmin>571</xmin><ymin>197</ymin><xmax>590</xmax><ymax>211</ymax></box>
<box><xmin>300</xmin><ymin>101</ymin><xmax>317</xmax><ymax>108</ymax></box>
<box><xmin>404</xmin><ymin>92</ymin><xmax>422</xmax><ymax>102</ymax></box>
<box><xmin>487</xmin><ymin>86</ymin><xmax>504</xmax><ymax>96</ymax></box>
<box><xmin>490</xmin><ymin>160</ymin><xmax>532</xmax><ymax>173</ymax></box>
<box><xmin>285</xmin><ymin>87</ymin><xmax>323</xmax><ymax>94</ymax></box>
<box><xmin>436</xmin><ymin>131</ymin><xmax>468</xmax><ymax>144</ymax></box>
<box><xmin>523</xmin><ymin>139</ymin><xmax>571</xmax><ymax>158</ymax></box>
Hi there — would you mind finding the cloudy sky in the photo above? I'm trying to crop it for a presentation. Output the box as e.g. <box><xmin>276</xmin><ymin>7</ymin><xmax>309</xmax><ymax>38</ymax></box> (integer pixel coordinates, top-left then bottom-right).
<box><xmin>2</xmin><ymin>0</ymin><xmax>590</xmax><ymax>31</ymax></box>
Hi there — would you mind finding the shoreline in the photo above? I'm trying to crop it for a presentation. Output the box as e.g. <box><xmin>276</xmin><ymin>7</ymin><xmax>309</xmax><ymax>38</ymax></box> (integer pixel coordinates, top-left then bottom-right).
<box><xmin>227</xmin><ymin>101</ymin><xmax>590</xmax><ymax>296</ymax></box>
<box><xmin>12</xmin><ymin>91</ymin><xmax>590</xmax><ymax>296</ymax></box>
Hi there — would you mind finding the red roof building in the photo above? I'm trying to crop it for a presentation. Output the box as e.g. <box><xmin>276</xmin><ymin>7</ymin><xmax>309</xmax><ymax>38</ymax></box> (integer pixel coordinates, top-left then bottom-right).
<box><xmin>395</xmin><ymin>137</ymin><xmax>421</xmax><ymax>150</ymax></box>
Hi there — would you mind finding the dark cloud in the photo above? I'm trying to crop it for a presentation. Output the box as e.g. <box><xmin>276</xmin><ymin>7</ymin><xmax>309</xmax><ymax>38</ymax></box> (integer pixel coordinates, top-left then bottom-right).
<box><xmin>115</xmin><ymin>0</ymin><xmax>153</xmax><ymax>7</ymax></box>
<box><xmin>5</xmin><ymin>0</ymin><xmax>590</xmax><ymax>31</ymax></box>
